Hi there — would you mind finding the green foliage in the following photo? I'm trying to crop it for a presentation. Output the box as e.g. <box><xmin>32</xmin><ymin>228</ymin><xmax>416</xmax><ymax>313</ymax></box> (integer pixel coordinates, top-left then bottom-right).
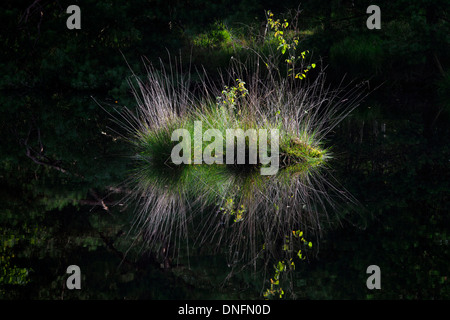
<box><xmin>192</xmin><ymin>22</ymin><xmax>234</xmax><ymax>50</ymax></box>
<box><xmin>216</xmin><ymin>78</ymin><xmax>249</xmax><ymax>111</ymax></box>
<box><xmin>0</xmin><ymin>231</ymin><xmax>32</xmax><ymax>293</ymax></box>
<box><xmin>263</xmin><ymin>230</ymin><xmax>312</xmax><ymax>299</ymax></box>
<box><xmin>266</xmin><ymin>10</ymin><xmax>316</xmax><ymax>79</ymax></box>
<box><xmin>219</xmin><ymin>197</ymin><xmax>246</xmax><ymax>223</ymax></box>
<box><xmin>267</xmin><ymin>10</ymin><xmax>292</xmax><ymax>55</ymax></box>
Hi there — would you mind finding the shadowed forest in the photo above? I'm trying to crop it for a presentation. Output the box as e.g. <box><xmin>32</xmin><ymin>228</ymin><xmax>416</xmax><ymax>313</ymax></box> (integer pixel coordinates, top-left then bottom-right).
<box><xmin>1</xmin><ymin>0</ymin><xmax>449</xmax><ymax>299</ymax></box>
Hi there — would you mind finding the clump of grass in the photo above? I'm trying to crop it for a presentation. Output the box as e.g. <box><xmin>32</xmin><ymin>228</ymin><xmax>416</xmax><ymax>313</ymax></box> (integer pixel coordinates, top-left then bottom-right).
<box><xmin>98</xmin><ymin>13</ymin><xmax>368</xmax><ymax>283</ymax></box>
<box><xmin>109</xmin><ymin>50</ymin><xmax>366</xmax><ymax>272</ymax></box>
<box><xmin>191</xmin><ymin>21</ymin><xmax>234</xmax><ymax>50</ymax></box>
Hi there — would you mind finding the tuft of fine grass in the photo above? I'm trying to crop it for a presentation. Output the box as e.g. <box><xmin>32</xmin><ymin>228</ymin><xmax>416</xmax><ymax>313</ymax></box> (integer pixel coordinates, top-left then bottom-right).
<box><xmin>110</xmin><ymin>50</ymin><xmax>367</xmax><ymax>273</ymax></box>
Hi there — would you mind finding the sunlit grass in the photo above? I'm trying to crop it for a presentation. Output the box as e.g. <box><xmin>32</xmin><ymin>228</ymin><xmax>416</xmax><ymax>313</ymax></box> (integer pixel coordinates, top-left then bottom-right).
<box><xmin>109</xmin><ymin>50</ymin><xmax>365</xmax><ymax>271</ymax></box>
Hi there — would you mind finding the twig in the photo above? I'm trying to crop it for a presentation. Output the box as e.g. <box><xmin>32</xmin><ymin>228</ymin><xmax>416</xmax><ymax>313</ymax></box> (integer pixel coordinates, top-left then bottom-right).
<box><xmin>20</xmin><ymin>124</ymin><xmax>84</xmax><ymax>178</ymax></box>
<box><xmin>88</xmin><ymin>189</ymin><xmax>112</xmax><ymax>214</ymax></box>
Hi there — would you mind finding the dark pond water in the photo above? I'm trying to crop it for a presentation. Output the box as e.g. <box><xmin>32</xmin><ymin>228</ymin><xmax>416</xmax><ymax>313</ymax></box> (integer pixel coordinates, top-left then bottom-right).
<box><xmin>1</xmin><ymin>88</ymin><xmax>448</xmax><ymax>300</ymax></box>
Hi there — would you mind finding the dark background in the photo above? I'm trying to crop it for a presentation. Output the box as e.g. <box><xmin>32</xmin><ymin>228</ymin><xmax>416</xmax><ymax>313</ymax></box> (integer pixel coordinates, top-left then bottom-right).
<box><xmin>0</xmin><ymin>0</ymin><xmax>449</xmax><ymax>299</ymax></box>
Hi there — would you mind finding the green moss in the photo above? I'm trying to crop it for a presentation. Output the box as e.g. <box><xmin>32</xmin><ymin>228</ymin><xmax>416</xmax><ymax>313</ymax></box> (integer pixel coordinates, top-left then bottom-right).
<box><xmin>280</xmin><ymin>135</ymin><xmax>326</xmax><ymax>169</ymax></box>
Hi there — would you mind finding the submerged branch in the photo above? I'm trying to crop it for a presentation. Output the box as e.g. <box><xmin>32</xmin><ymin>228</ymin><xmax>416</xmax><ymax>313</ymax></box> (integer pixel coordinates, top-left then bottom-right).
<box><xmin>19</xmin><ymin>125</ymin><xmax>84</xmax><ymax>178</ymax></box>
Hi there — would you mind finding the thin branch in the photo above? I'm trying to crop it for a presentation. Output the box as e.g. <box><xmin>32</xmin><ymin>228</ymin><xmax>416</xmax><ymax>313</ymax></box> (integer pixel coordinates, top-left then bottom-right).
<box><xmin>88</xmin><ymin>189</ymin><xmax>113</xmax><ymax>215</ymax></box>
<box><xmin>25</xmin><ymin>143</ymin><xmax>68</xmax><ymax>174</ymax></box>
<box><xmin>20</xmin><ymin>125</ymin><xmax>83</xmax><ymax>177</ymax></box>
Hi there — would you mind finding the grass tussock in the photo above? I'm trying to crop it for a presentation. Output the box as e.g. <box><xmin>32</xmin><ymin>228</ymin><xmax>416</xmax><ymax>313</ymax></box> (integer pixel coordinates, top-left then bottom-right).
<box><xmin>110</xmin><ymin>46</ymin><xmax>367</xmax><ymax>271</ymax></box>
